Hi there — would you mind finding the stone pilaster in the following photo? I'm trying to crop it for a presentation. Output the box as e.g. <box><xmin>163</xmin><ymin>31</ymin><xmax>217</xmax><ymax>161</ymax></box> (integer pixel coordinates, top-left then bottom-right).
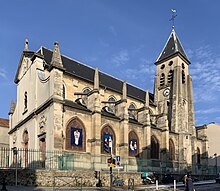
<box><xmin>116</xmin><ymin>81</ymin><xmax>128</xmax><ymax>158</ymax></box>
<box><xmin>138</xmin><ymin>90</ymin><xmax>151</xmax><ymax>158</ymax></box>
<box><xmin>87</xmin><ymin>68</ymin><xmax>101</xmax><ymax>156</ymax></box>
<box><xmin>187</xmin><ymin>75</ymin><xmax>196</xmax><ymax>136</ymax></box>
<box><xmin>49</xmin><ymin>42</ymin><xmax>65</xmax><ymax>150</ymax></box>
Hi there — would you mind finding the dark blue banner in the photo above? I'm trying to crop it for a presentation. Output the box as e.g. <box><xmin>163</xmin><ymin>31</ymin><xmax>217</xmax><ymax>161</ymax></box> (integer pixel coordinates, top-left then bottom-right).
<box><xmin>129</xmin><ymin>139</ymin><xmax>137</xmax><ymax>154</ymax></box>
<box><xmin>103</xmin><ymin>133</ymin><xmax>113</xmax><ymax>153</ymax></box>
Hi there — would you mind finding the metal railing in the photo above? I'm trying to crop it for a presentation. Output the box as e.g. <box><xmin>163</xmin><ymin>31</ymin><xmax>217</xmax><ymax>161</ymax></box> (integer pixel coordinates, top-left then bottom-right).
<box><xmin>0</xmin><ymin>147</ymin><xmax>217</xmax><ymax>176</ymax></box>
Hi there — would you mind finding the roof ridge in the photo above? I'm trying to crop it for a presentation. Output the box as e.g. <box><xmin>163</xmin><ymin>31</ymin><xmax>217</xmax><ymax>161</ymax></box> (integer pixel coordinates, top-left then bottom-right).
<box><xmin>41</xmin><ymin>46</ymin><xmax>153</xmax><ymax>96</ymax></box>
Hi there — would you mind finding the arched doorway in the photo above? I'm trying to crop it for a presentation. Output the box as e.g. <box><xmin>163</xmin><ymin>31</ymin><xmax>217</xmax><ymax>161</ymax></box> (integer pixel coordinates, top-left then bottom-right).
<box><xmin>169</xmin><ymin>139</ymin><xmax>175</xmax><ymax>160</ymax></box>
<box><xmin>151</xmin><ymin>135</ymin><xmax>159</xmax><ymax>159</ymax></box>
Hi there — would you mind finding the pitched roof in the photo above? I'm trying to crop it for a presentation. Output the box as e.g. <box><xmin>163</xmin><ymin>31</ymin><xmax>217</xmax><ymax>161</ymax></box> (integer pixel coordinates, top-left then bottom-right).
<box><xmin>14</xmin><ymin>51</ymin><xmax>35</xmax><ymax>83</ymax></box>
<box><xmin>40</xmin><ymin>47</ymin><xmax>154</xmax><ymax>104</ymax></box>
<box><xmin>156</xmin><ymin>28</ymin><xmax>189</xmax><ymax>63</ymax></box>
<box><xmin>0</xmin><ymin>118</ymin><xmax>9</xmax><ymax>127</ymax></box>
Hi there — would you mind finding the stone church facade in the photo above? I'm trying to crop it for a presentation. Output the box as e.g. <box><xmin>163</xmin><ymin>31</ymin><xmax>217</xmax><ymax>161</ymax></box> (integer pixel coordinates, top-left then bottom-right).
<box><xmin>8</xmin><ymin>29</ymin><xmax>208</xmax><ymax>173</ymax></box>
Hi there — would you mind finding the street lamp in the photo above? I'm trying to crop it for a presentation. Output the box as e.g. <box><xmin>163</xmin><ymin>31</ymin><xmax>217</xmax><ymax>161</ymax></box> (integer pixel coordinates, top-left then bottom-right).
<box><xmin>214</xmin><ymin>153</ymin><xmax>217</xmax><ymax>174</ymax></box>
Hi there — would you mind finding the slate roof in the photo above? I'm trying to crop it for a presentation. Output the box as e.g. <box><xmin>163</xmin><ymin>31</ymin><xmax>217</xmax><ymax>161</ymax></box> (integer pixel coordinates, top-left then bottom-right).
<box><xmin>0</xmin><ymin>118</ymin><xmax>9</xmax><ymax>127</ymax></box>
<box><xmin>40</xmin><ymin>47</ymin><xmax>154</xmax><ymax>104</ymax></box>
<box><xmin>156</xmin><ymin>29</ymin><xmax>189</xmax><ymax>63</ymax></box>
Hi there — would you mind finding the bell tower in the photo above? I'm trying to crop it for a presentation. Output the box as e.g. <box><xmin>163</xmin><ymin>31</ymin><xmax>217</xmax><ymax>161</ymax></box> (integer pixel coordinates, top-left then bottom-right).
<box><xmin>154</xmin><ymin>28</ymin><xmax>196</xmax><ymax>165</ymax></box>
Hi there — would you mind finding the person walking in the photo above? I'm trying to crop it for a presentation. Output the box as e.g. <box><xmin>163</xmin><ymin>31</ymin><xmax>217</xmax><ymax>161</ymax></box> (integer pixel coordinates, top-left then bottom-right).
<box><xmin>185</xmin><ymin>173</ymin><xmax>195</xmax><ymax>191</ymax></box>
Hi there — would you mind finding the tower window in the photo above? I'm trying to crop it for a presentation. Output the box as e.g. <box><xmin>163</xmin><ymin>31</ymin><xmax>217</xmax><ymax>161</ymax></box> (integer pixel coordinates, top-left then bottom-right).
<box><xmin>168</xmin><ymin>70</ymin><xmax>174</xmax><ymax>83</ymax></box>
<box><xmin>169</xmin><ymin>61</ymin><xmax>173</xmax><ymax>66</ymax></box>
<box><xmin>182</xmin><ymin>70</ymin><xmax>186</xmax><ymax>84</ymax></box>
<box><xmin>63</xmin><ymin>84</ymin><xmax>66</xmax><ymax>99</ymax></box>
<box><xmin>160</xmin><ymin>73</ymin><xmax>165</xmax><ymax>86</ymax></box>
<box><xmin>182</xmin><ymin>63</ymin><xmax>185</xmax><ymax>69</ymax></box>
<box><xmin>160</xmin><ymin>64</ymin><xmax>165</xmax><ymax>69</ymax></box>
<box><xmin>24</xmin><ymin>91</ymin><xmax>28</xmax><ymax>110</ymax></box>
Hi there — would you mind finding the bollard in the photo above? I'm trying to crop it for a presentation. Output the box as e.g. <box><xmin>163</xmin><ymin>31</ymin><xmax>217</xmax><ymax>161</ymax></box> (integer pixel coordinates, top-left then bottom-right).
<box><xmin>155</xmin><ymin>180</ymin><xmax>158</xmax><ymax>190</ymax></box>
<box><xmin>174</xmin><ymin>179</ymin><xmax>176</xmax><ymax>191</ymax></box>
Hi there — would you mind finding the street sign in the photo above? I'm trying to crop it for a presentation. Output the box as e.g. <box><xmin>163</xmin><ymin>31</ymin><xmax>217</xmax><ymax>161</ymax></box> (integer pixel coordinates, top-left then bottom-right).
<box><xmin>115</xmin><ymin>166</ymin><xmax>123</xmax><ymax>169</ymax></box>
<box><xmin>116</xmin><ymin>156</ymin><xmax>120</xmax><ymax>162</ymax></box>
<box><xmin>108</xmin><ymin>163</ymin><xmax>116</xmax><ymax>168</ymax></box>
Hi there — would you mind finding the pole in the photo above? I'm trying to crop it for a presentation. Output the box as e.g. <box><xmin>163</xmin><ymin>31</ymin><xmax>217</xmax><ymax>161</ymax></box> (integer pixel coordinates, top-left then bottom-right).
<box><xmin>174</xmin><ymin>179</ymin><xmax>176</xmax><ymax>191</ymax></box>
<box><xmin>110</xmin><ymin>167</ymin><xmax>113</xmax><ymax>191</ymax></box>
<box><xmin>155</xmin><ymin>180</ymin><xmax>158</xmax><ymax>190</ymax></box>
<box><xmin>15</xmin><ymin>151</ymin><xmax>17</xmax><ymax>186</ymax></box>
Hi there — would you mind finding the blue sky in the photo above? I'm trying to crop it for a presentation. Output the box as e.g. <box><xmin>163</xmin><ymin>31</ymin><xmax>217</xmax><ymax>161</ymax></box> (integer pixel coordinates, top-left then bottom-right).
<box><xmin>0</xmin><ymin>0</ymin><xmax>220</xmax><ymax>125</ymax></box>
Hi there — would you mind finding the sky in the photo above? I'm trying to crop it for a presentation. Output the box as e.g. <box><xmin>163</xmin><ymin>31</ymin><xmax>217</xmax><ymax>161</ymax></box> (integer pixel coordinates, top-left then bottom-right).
<box><xmin>0</xmin><ymin>0</ymin><xmax>220</xmax><ymax>126</ymax></box>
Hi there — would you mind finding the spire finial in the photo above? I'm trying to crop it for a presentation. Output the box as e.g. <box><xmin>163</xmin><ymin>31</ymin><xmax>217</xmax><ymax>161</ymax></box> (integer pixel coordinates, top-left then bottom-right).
<box><xmin>122</xmin><ymin>80</ymin><xmax>127</xmax><ymax>100</ymax></box>
<box><xmin>24</xmin><ymin>38</ymin><xmax>29</xmax><ymax>51</ymax></box>
<box><xmin>94</xmin><ymin>68</ymin><xmax>99</xmax><ymax>90</ymax></box>
<box><xmin>169</xmin><ymin>9</ymin><xmax>177</xmax><ymax>29</ymax></box>
<box><xmin>51</xmin><ymin>41</ymin><xmax>63</xmax><ymax>67</ymax></box>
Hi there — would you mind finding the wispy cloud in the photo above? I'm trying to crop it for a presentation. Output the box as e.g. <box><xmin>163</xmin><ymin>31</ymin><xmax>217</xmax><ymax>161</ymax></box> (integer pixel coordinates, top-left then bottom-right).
<box><xmin>112</xmin><ymin>50</ymin><xmax>129</xmax><ymax>66</ymax></box>
<box><xmin>0</xmin><ymin>69</ymin><xmax>7</xmax><ymax>80</ymax></box>
<box><xmin>189</xmin><ymin>45</ymin><xmax>220</xmax><ymax>103</ymax></box>
<box><xmin>195</xmin><ymin>108</ymin><xmax>220</xmax><ymax>115</ymax></box>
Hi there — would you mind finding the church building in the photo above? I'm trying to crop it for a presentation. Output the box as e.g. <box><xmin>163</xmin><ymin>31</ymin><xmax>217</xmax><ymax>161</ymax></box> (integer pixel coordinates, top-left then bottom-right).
<box><xmin>8</xmin><ymin>28</ymin><xmax>208</xmax><ymax>174</ymax></box>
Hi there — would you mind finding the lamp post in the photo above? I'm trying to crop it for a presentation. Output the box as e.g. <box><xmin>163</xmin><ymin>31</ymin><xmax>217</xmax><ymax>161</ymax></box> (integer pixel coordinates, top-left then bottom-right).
<box><xmin>12</xmin><ymin>147</ymin><xmax>18</xmax><ymax>186</ymax></box>
<box><xmin>214</xmin><ymin>153</ymin><xmax>217</xmax><ymax>174</ymax></box>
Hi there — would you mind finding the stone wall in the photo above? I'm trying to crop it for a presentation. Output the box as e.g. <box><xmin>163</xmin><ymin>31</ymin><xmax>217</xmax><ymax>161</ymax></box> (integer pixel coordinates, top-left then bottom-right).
<box><xmin>0</xmin><ymin>169</ymin><xmax>142</xmax><ymax>187</ymax></box>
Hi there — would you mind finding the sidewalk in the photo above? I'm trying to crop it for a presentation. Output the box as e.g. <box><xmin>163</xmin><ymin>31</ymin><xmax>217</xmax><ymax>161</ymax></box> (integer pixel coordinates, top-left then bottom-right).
<box><xmin>1</xmin><ymin>180</ymin><xmax>216</xmax><ymax>191</ymax></box>
<box><xmin>135</xmin><ymin>179</ymin><xmax>216</xmax><ymax>190</ymax></box>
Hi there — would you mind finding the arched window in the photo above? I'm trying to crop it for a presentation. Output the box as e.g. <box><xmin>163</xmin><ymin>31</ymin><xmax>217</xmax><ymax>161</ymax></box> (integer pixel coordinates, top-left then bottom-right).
<box><xmin>182</xmin><ymin>63</ymin><xmax>185</xmax><ymax>69</ymax></box>
<box><xmin>78</xmin><ymin>87</ymin><xmax>91</xmax><ymax>106</ymax></box>
<box><xmin>63</xmin><ymin>84</ymin><xmax>66</xmax><ymax>99</ymax></box>
<box><xmin>128</xmin><ymin>103</ymin><xmax>136</xmax><ymax>120</ymax></box>
<box><xmin>101</xmin><ymin>125</ymin><xmax>115</xmax><ymax>155</ymax></box>
<box><xmin>24</xmin><ymin>91</ymin><xmax>27</xmax><ymax>110</ymax></box>
<box><xmin>182</xmin><ymin>70</ymin><xmax>186</xmax><ymax>84</ymax></box>
<box><xmin>160</xmin><ymin>73</ymin><xmax>165</xmax><ymax>86</ymax></box>
<box><xmin>82</xmin><ymin>87</ymin><xmax>91</xmax><ymax>94</ymax></box>
<box><xmin>160</xmin><ymin>64</ymin><xmax>165</xmax><ymax>69</ymax></box>
<box><xmin>151</xmin><ymin>136</ymin><xmax>159</xmax><ymax>159</ymax></box>
<box><xmin>168</xmin><ymin>70</ymin><xmax>174</xmax><ymax>83</ymax></box>
<box><xmin>169</xmin><ymin>139</ymin><xmax>175</xmax><ymax>160</ymax></box>
<box><xmin>106</xmin><ymin>96</ymin><xmax>116</xmax><ymax>113</ymax></box>
<box><xmin>128</xmin><ymin>131</ymin><xmax>139</xmax><ymax>156</ymax></box>
<box><xmin>169</xmin><ymin>61</ymin><xmax>173</xmax><ymax>66</ymax></box>
<box><xmin>108</xmin><ymin>96</ymin><xmax>116</xmax><ymax>102</ymax></box>
<box><xmin>197</xmin><ymin>147</ymin><xmax>201</xmax><ymax>164</ymax></box>
<box><xmin>66</xmin><ymin>117</ymin><xmax>86</xmax><ymax>152</ymax></box>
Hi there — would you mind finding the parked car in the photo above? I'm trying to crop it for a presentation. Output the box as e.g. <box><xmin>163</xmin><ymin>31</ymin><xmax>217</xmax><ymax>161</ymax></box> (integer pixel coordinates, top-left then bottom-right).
<box><xmin>162</xmin><ymin>173</ymin><xmax>174</xmax><ymax>184</ymax></box>
<box><xmin>216</xmin><ymin>173</ymin><xmax>220</xmax><ymax>183</ymax></box>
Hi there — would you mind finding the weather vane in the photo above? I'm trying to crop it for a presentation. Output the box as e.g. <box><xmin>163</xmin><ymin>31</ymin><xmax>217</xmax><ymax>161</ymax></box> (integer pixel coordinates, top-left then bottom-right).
<box><xmin>169</xmin><ymin>9</ymin><xmax>177</xmax><ymax>29</ymax></box>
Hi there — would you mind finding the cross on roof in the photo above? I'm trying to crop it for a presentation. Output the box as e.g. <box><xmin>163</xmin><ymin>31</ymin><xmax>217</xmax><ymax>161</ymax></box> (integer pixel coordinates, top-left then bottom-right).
<box><xmin>169</xmin><ymin>9</ymin><xmax>177</xmax><ymax>29</ymax></box>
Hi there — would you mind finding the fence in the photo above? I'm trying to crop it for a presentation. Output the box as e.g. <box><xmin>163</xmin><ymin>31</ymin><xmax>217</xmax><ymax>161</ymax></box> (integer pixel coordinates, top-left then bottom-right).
<box><xmin>0</xmin><ymin>147</ymin><xmax>218</xmax><ymax>176</ymax></box>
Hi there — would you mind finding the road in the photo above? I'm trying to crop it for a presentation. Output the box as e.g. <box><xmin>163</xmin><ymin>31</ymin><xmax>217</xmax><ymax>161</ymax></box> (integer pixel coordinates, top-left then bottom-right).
<box><xmin>179</xmin><ymin>183</ymin><xmax>220</xmax><ymax>191</ymax></box>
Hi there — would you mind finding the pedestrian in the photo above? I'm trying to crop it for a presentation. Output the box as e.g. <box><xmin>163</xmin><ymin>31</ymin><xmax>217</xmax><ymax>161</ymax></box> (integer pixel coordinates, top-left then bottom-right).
<box><xmin>185</xmin><ymin>174</ymin><xmax>195</xmax><ymax>191</ymax></box>
<box><xmin>183</xmin><ymin>173</ymin><xmax>188</xmax><ymax>187</ymax></box>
